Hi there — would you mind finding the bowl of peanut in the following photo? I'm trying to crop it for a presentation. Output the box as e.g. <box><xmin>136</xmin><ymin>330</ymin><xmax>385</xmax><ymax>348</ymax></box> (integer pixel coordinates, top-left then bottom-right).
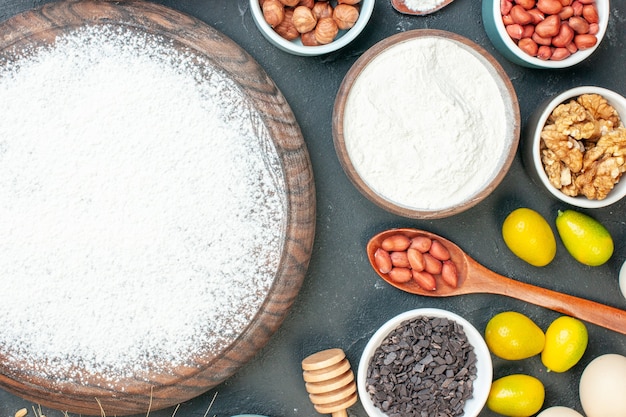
<box><xmin>524</xmin><ymin>86</ymin><xmax>626</xmax><ymax>208</ymax></box>
<box><xmin>250</xmin><ymin>0</ymin><xmax>374</xmax><ymax>56</ymax></box>
<box><xmin>482</xmin><ymin>0</ymin><xmax>608</xmax><ymax>69</ymax></box>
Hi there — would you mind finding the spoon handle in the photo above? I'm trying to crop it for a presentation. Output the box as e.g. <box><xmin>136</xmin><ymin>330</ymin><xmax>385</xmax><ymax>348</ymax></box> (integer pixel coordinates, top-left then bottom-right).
<box><xmin>471</xmin><ymin>262</ymin><xmax>626</xmax><ymax>335</ymax></box>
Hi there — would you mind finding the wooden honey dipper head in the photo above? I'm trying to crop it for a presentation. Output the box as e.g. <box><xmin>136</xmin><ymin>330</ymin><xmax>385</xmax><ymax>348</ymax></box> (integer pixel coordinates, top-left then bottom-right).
<box><xmin>301</xmin><ymin>348</ymin><xmax>358</xmax><ymax>417</ymax></box>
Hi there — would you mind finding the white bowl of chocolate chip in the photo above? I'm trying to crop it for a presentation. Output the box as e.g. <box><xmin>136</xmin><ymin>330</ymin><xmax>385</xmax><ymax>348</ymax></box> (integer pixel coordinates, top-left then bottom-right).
<box><xmin>524</xmin><ymin>86</ymin><xmax>626</xmax><ymax>208</ymax></box>
<box><xmin>357</xmin><ymin>308</ymin><xmax>492</xmax><ymax>417</ymax></box>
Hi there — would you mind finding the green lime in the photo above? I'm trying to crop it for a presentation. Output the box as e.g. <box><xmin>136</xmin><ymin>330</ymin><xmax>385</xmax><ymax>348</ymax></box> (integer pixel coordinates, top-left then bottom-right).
<box><xmin>555</xmin><ymin>210</ymin><xmax>613</xmax><ymax>266</ymax></box>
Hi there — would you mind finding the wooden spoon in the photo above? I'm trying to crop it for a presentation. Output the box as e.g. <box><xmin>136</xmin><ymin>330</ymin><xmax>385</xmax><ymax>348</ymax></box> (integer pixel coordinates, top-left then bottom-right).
<box><xmin>391</xmin><ymin>0</ymin><xmax>455</xmax><ymax>15</ymax></box>
<box><xmin>301</xmin><ymin>348</ymin><xmax>358</xmax><ymax>417</ymax></box>
<box><xmin>367</xmin><ymin>228</ymin><xmax>626</xmax><ymax>335</ymax></box>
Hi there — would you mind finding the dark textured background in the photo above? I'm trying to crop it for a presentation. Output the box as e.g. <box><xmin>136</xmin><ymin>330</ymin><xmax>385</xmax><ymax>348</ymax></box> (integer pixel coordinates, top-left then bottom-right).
<box><xmin>0</xmin><ymin>1</ymin><xmax>625</xmax><ymax>416</ymax></box>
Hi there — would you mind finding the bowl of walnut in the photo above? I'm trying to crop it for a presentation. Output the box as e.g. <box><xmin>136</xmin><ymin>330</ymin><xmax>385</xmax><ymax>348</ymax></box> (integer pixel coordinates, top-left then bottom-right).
<box><xmin>250</xmin><ymin>0</ymin><xmax>374</xmax><ymax>56</ymax></box>
<box><xmin>524</xmin><ymin>86</ymin><xmax>626</xmax><ymax>208</ymax></box>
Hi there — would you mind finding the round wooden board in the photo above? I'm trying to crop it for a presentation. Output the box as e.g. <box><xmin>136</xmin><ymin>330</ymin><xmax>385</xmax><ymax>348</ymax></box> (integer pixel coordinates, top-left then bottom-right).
<box><xmin>0</xmin><ymin>0</ymin><xmax>316</xmax><ymax>415</ymax></box>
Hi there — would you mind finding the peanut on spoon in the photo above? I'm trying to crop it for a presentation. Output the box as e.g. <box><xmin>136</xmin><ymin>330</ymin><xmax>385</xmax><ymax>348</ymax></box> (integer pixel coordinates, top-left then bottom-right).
<box><xmin>368</xmin><ymin>228</ymin><xmax>626</xmax><ymax>335</ymax></box>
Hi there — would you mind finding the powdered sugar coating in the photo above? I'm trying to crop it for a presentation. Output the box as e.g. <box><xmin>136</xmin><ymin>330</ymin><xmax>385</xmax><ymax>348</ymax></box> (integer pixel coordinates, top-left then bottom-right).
<box><xmin>0</xmin><ymin>25</ymin><xmax>286</xmax><ymax>388</ymax></box>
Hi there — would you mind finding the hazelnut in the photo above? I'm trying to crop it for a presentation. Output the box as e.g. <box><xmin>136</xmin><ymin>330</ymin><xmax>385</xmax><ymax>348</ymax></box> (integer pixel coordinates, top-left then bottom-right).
<box><xmin>312</xmin><ymin>1</ymin><xmax>333</xmax><ymax>20</ymax></box>
<box><xmin>262</xmin><ymin>0</ymin><xmax>285</xmax><ymax>27</ymax></box>
<box><xmin>315</xmin><ymin>17</ymin><xmax>339</xmax><ymax>44</ymax></box>
<box><xmin>279</xmin><ymin>0</ymin><xmax>300</xmax><ymax>6</ymax></box>
<box><xmin>274</xmin><ymin>8</ymin><xmax>300</xmax><ymax>40</ymax></box>
<box><xmin>301</xmin><ymin>30</ymin><xmax>320</xmax><ymax>46</ymax></box>
<box><xmin>292</xmin><ymin>5</ymin><xmax>318</xmax><ymax>33</ymax></box>
<box><xmin>333</xmin><ymin>4</ymin><xmax>359</xmax><ymax>30</ymax></box>
<box><xmin>297</xmin><ymin>0</ymin><xmax>315</xmax><ymax>7</ymax></box>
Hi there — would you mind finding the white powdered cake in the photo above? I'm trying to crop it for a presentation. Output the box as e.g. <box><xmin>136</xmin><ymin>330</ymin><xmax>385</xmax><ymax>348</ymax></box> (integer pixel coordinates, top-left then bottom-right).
<box><xmin>0</xmin><ymin>25</ymin><xmax>286</xmax><ymax>388</ymax></box>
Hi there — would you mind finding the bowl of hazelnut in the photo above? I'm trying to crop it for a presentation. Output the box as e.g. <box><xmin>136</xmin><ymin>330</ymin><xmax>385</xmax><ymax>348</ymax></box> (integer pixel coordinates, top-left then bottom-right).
<box><xmin>523</xmin><ymin>86</ymin><xmax>626</xmax><ymax>208</ymax></box>
<box><xmin>482</xmin><ymin>0</ymin><xmax>608</xmax><ymax>68</ymax></box>
<box><xmin>250</xmin><ymin>0</ymin><xmax>374</xmax><ymax>56</ymax></box>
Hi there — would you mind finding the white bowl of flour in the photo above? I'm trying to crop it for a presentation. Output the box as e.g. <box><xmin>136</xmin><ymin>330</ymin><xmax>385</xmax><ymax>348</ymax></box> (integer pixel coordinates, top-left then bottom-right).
<box><xmin>333</xmin><ymin>29</ymin><xmax>520</xmax><ymax>219</ymax></box>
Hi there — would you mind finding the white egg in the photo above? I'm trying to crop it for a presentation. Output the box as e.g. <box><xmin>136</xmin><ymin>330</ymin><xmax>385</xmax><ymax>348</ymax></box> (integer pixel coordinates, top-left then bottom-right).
<box><xmin>536</xmin><ymin>406</ymin><xmax>584</xmax><ymax>417</ymax></box>
<box><xmin>579</xmin><ymin>354</ymin><xmax>626</xmax><ymax>417</ymax></box>
<box><xmin>619</xmin><ymin>260</ymin><xmax>626</xmax><ymax>300</ymax></box>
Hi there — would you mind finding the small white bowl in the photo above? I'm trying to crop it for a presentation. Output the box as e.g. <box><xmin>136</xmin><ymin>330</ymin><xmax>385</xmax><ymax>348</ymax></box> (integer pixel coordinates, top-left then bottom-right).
<box><xmin>523</xmin><ymin>86</ymin><xmax>626</xmax><ymax>208</ymax></box>
<box><xmin>482</xmin><ymin>0</ymin><xmax>609</xmax><ymax>69</ymax></box>
<box><xmin>249</xmin><ymin>0</ymin><xmax>374</xmax><ymax>56</ymax></box>
<box><xmin>357</xmin><ymin>308</ymin><xmax>493</xmax><ymax>417</ymax></box>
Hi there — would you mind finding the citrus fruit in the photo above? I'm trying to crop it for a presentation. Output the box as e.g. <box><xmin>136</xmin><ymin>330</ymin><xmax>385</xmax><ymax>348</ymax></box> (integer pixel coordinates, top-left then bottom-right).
<box><xmin>541</xmin><ymin>316</ymin><xmax>588</xmax><ymax>373</ymax></box>
<box><xmin>502</xmin><ymin>208</ymin><xmax>556</xmax><ymax>267</ymax></box>
<box><xmin>555</xmin><ymin>210</ymin><xmax>613</xmax><ymax>266</ymax></box>
<box><xmin>487</xmin><ymin>374</ymin><xmax>545</xmax><ymax>417</ymax></box>
<box><xmin>485</xmin><ymin>311</ymin><xmax>545</xmax><ymax>360</ymax></box>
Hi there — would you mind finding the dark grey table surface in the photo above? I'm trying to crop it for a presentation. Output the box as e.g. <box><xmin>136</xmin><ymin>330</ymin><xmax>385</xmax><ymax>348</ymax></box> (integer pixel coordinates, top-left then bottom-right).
<box><xmin>1</xmin><ymin>1</ymin><xmax>625</xmax><ymax>417</ymax></box>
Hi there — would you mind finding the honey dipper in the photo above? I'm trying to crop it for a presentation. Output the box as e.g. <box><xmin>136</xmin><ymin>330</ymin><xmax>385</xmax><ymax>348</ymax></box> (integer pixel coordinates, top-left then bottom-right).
<box><xmin>301</xmin><ymin>348</ymin><xmax>358</xmax><ymax>417</ymax></box>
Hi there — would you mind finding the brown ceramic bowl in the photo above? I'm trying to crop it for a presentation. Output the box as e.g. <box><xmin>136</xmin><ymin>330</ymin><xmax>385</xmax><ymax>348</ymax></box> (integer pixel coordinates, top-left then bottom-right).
<box><xmin>0</xmin><ymin>1</ymin><xmax>315</xmax><ymax>415</ymax></box>
<box><xmin>333</xmin><ymin>29</ymin><xmax>520</xmax><ymax>219</ymax></box>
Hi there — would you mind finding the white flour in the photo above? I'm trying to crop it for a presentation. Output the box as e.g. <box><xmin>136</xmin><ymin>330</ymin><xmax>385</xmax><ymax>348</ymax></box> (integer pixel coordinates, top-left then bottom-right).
<box><xmin>0</xmin><ymin>25</ymin><xmax>286</xmax><ymax>387</ymax></box>
<box><xmin>343</xmin><ymin>36</ymin><xmax>507</xmax><ymax>211</ymax></box>
<box><xmin>403</xmin><ymin>0</ymin><xmax>445</xmax><ymax>12</ymax></box>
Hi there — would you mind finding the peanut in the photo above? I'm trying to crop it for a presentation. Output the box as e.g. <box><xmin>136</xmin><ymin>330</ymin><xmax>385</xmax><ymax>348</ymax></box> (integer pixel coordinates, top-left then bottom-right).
<box><xmin>582</xmin><ymin>4</ymin><xmax>599</xmax><ymax>23</ymax></box>
<box><xmin>518</xmin><ymin>37</ymin><xmax>539</xmax><ymax>55</ymax></box>
<box><xmin>412</xmin><ymin>270</ymin><xmax>437</xmax><ymax>291</ymax></box>
<box><xmin>511</xmin><ymin>5</ymin><xmax>534</xmax><ymax>24</ymax></box>
<box><xmin>532</xmin><ymin>32</ymin><xmax>553</xmax><ymax>45</ymax></box>
<box><xmin>506</xmin><ymin>23</ymin><xmax>525</xmax><ymax>39</ymax></box>
<box><xmin>429</xmin><ymin>240</ymin><xmax>451</xmax><ymax>261</ymax></box>
<box><xmin>588</xmin><ymin>22</ymin><xmax>599</xmax><ymax>34</ymax></box>
<box><xmin>15</xmin><ymin>410</ymin><xmax>28</xmax><ymax>417</ymax></box>
<box><xmin>381</xmin><ymin>234</ymin><xmax>411</xmax><ymax>252</ymax></box>
<box><xmin>390</xmin><ymin>251</ymin><xmax>410</xmax><ymax>268</ymax></box>
<box><xmin>574</xmin><ymin>33</ymin><xmax>597</xmax><ymax>49</ymax></box>
<box><xmin>568</xmin><ymin>15</ymin><xmax>590</xmax><ymax>33</ymax></box>
<box><xmin>374</xmin><ymin>248</ymin><xmax>392</xmax><ymax>274</ymax></box>
<box><xmin>410</xmin><ymin>236</ymin><xmax>432</xmax><ymax>252</ymax></box>
<box><xmin>535</xmin><ymin>14</ymin><xmax>561</xmax><ymax>37</ymax></box>
<box><xmin>551</xmin><ymin>22</ymin><xmax>575</xmax><ymax>47</ymax></box>
<box><xmin>558</xmin><ymin>5</ymin><xmax>574</xmax><ymax>19</ymax></box>
<box><xmin>571</xmin><ymin>1</ymin><xmax>583</xmax><ymax>15</ymax></box>
<box><xmin>537</xmin><ymin>44</ymin><xmax>553</xmax><ymax>59</ymax></box>
<box><xmin>388</xmin><ymin>267</ymin><xmax>412</xmax><ymax>284</ymax></box>
<box><xmin>515</xmin><ymin>0</ymin><xmax>536</xmax><ymax>9</ymax></box>
<box><xmin>537</xmin><ymin>0</ymin><xmax>563</xmax><ymax>14</ymax></box>
<box><xmin>527</xmin><ymin>8</ymin><xmax>545</xmax><ymax>23</ymax></box>
<box><xmin>522</xmin><ymin>24</ymin><xmax>535</xmax><ymax>38</ymax></box>
<box><xmin>551</xmin><ymin>46</ymin><xmax>572</xmax><ymax>60</ymax></box>
<box><xmin>423</xmin><ymin>253</ymin><xmax>443</xmax><ymax>275</ymax></box>
<box><xmin>560</xmin><ymin>0</ymin><xmax>572</xmax><ymax>5</ymax></box>
<box><xmin>566</xmin><ymin>40</ymin><xmax>578</xmax><ymax>53</ymax></box>
<box><xmin>503</xmin><ymin>14</ymin><xmax>516</xmax><ymax>25</ymax></box>
<box><xmin>441</xmin><ymin>260</ymin><xmax>458</xmax><ymax>288</ymax></box>
<box><xmin>501</xmin><ymin>0</ymin><xmax>514</xmax><ymax>15</ymax></box>
<box><xmin>407</xmin><ymin>248</ymin><xmax>426</xmax><ymax>272</ymax></box>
